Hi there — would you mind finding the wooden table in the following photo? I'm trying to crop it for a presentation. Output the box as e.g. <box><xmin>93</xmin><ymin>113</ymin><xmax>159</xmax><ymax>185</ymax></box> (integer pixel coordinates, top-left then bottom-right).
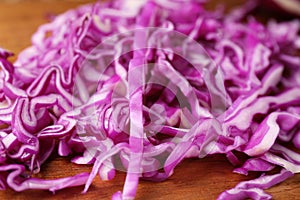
<box><xmin>0</xmin><ymin>1</ymin><xmax>299</xmax><ymax>199</ymax></box>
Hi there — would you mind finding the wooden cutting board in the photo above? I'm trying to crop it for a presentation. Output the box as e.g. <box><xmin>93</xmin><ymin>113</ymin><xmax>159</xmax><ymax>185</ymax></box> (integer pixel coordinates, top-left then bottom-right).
<box><xmin>0</xmin><ymin>1</ymin><xmax>299</xmax><ymax>199</ymax></box>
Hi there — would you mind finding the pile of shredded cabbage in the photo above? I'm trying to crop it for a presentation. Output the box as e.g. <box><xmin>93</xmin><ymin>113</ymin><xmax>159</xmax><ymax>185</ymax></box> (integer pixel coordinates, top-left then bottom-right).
<box><xmin>0</xmin><ymin>0</ymin><xmax>300</xmax><ymax>199</ymax></box>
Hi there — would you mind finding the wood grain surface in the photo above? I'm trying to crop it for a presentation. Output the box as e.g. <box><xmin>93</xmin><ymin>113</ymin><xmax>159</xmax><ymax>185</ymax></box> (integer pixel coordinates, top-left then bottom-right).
<box><xmin>0</xmin><ymin>1</ymin><xmax>299</xmax><ymax>200</ymax></box>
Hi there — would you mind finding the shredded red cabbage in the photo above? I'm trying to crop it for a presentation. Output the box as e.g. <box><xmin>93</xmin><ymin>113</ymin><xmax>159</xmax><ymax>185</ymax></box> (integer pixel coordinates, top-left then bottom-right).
<box><xmin>0</xmin><ymin>0</ymin><xmax>300</xmax><ymax>199</ymax></box>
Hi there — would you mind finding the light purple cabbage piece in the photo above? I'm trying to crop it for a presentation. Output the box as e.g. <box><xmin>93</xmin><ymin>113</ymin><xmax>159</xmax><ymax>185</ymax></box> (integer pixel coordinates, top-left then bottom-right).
<box><xmin>0</xmin><ymin>0</ymin><xmax>299</xmax><ymax>199</ymax></box>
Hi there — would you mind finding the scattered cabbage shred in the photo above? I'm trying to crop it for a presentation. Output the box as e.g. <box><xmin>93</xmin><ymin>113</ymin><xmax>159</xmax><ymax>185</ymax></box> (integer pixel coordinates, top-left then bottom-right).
<box><xmin>0</xmin><ymin>0</ymin><xmax>300</xmax><ymax>199</ymax></box>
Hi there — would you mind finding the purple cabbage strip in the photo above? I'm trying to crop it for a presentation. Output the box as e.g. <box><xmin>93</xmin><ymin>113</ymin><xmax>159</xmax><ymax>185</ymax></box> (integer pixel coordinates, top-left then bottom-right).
<box><xmin>0</xmin><ymin>0</ymin><xmax>299</xmax><ymax>199</ymax></box>
<box><xmin>217</xmin><ymin>169</ymin><xmax>293</xmax><ymax>200</ymax></box>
